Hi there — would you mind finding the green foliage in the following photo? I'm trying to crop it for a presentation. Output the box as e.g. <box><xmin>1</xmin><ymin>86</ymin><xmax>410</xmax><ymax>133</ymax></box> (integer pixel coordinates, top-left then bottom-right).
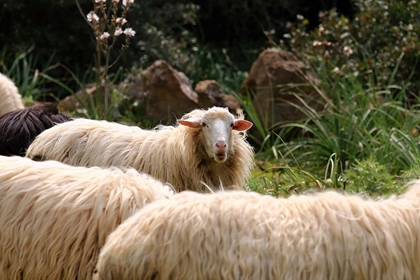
<box><xmin>273</xmin><ymin>70</ymin><xmax>420</xmax><ymax>175</ymax></box>
<box><xmin>242</xmin><ymin>0</ymin><xmax>420</xmax><ymax>197</ymax></box>
<box><xmin>247</xmin><ymin>159</ymin><xmax>324</xmax><ymax>197</ymax></box>
<box><xmin>240</xmin><ymin>43</ymin><xmax>420</xmax><ymax>196</ymax></box>
<box><xmin>281</xmin><ymin>0</ymin><xmax>420</xmax><ymax>97</ymax></box>
<box><xmin>188</xmin><ymin>46</ymin><xmax>249</xmax><ymax>90</ymax></box>
<box><xmin>0</xmin><ymin>46</ymin><xmax>59</xmax><ymax>103</ymax></box>
<box><xmin>342</xmin><ymin>157</ymin><xmax>402</xmax><ymax>196</ymax></box>
<box><xmin>133</xmin><ymin>1</ymin><xmax>199</xmax><ymax>74</ymax></box>
<box><xmin>399</xmin><ymin>159</ymin><xmax>420</xmax><ymax>183</ymax></box>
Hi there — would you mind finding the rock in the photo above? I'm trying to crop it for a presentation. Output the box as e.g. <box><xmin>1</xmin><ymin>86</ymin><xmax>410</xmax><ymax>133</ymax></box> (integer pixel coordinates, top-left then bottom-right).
<box><xmin>141</xmin><ymin>60</ymin><xmax>198</xmax><ymax>124</ymax></box>
<box><xmin>119</xmin><ymin>60</ymin><xmax>199</xmax><ymax>124</ymax></box>
<box><xmin>58</xmin><ymin>84</ymin><xmax>97</xmax><ymax>113</ymax></box>
<box><xmin>241</xmin><ymin>48</ymin><xmax>322</xmax><ymax>140</ymax></box>
<box><xmin>195</xmin><ymin>80</ymin><xmax>241</xmax><ymax>114</ymax></box>
<box><xmin>120</xmin><ymin>61</ymin><xmax>245</xmax><ymax>125</ymax></box>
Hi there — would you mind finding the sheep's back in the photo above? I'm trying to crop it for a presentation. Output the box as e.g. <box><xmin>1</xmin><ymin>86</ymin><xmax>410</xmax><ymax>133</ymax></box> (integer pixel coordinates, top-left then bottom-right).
<box><xmin>26</xmin><ymin>118</ymin><xmax>254</xmax><ymax>192</ymax></box>
<box><xmin>26</xmin><ymin>118</ymin><xmax>149</xmax><ymax>166</ymax></box>
<box><xmin>0</xmin><ymin>156</ymin><xmax>172</xmax><ymax>280</ymax></box>
<box><xmin>94</xmin><ymin>189</ymin><xmax>420</xmax><ymax>280</ymax></box>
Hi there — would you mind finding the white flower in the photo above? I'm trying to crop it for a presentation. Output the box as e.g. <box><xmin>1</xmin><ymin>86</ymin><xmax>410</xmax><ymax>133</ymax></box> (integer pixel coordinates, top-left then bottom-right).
<box><xmin>87</xmin><ymin>12</ymin><xmax>99</xmax><ymax>22</ymax></box>
<box><xmin>343</xmin><ymin>46</ymin><xmax>353</xmax><ymax>56</ymax></box>
<box><xmin>99</xmin><ymin>32</ymin><xmax>110</xmax><ymax>40</ymax></box>
<box><xmin>95</xmin><ymin>0</ymin><xmax>106</xmax><ymax>2</ymax></box>
<box><xmin>115</xmin><ymin>17</ymin><xmax>127</xmax><ymax>25</ymax></box>
<box><xmin>122</xmin><ymin>0</ymin><xmax>134</xmax><ymax>6</ymax></box>
<box><xmin>296</xmin><ymin>14</ymin><xmax>304</xmax><ymax>20</ymax></box>
<box><xmin>332</xmin><ymin>67</ymin><xmax>340</xmax><ymax>74</ymax></box>
<box><xmin>114</xmin><ymin>28</ymin><xmax>123</xmax><ymax>36</ymax></box>
<box><xmin>312</xmin><ymin>40</ymin><xmax>322</xmax><ymax>47</ymax></box>
<box><xmin>123</xmin><ymin>28</ymin><xmax>136</xmax><ymax>37</ymax></box>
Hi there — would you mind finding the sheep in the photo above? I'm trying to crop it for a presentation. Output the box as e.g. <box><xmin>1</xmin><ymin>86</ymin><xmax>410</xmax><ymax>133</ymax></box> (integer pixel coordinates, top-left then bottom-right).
<box><xmin>93</xmin><ymin>184</ymin><xmax>420</xmax><ymax>280</ymax></box>
<box><xmin>0</xmin><ymin>155</ymin><xmax>173</xmax><ymax>280</ymax></box>
<box><xmin>26</xmin><ymin>106</ymin><xmax>254</xmax><ymax>192</ymax></box>
<box><xmin>0</xmin><ymin>72</ymin><xmax>24</xmax><ymax>116</ymax></box>
<box><xmin>0</xmin><ymin>102</ymin><xmax>73</xmax><ymax>156</ymax></box>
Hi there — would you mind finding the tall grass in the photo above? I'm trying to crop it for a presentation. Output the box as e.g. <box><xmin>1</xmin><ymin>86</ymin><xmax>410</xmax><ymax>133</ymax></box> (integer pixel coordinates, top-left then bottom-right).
<box><xmin>237</xmin><ymin>47</ymin><xmax>420</xmax><ymax>195</ymax></box>
<box><xmin>0</xmin><ymin>47</ymin><xmax>55</xmax><ymax>103</ymax></box>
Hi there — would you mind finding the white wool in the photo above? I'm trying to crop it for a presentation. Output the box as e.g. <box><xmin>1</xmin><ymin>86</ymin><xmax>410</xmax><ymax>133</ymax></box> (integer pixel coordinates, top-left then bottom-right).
<box><xmin>0</xmin><ymin>72</ymin><xmax>24</xmax><ymax>116</ymax></box>
<box><xmin>26</xmin><ymin>107</ymin><xmax>255</xmax><ymax>192</ymax></box>
<box><xmin>0</xmin><ymin>155</ymin><xmax>173</xmax><ymax>280</ymax></box>
<box><xmin>94</xmin><ymin>184</ymin><xmax>420</xmax><ymax>279</ymax></box>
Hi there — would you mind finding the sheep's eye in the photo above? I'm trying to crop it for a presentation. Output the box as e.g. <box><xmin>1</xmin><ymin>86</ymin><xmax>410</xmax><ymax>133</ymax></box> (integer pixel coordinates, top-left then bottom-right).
<box><xmin>230</xmin><ymin>123</ymin><xmax>234</xmax><ymax>128</ymax></box>
<box><xmin>201</xmin><ymin>122</ymin><xmax>208</xmax><ymax>127</ymax></box>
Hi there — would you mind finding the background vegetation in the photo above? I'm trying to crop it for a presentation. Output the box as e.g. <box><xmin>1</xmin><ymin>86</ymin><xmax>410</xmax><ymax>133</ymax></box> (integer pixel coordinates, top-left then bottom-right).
<box><xmin>1</xmin><ymin>0</ymin><xmax>420</xmax><ymax>197</ymax></box>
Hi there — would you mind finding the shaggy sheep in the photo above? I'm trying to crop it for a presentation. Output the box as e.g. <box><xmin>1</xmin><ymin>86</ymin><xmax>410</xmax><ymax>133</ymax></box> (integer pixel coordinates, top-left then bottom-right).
<box><xmin>0</xmin><ymin>72</ymin><xmax>24</xmax><ymax>116</ymax></box>
<box><xmin>93</xmin><ymin>184</ymin><xmax>420</xmax><ymax>280</ymax></box>
<box><xmin>26</xmin><ymin>106</ymin><xmax>254</xmax><ymax>192</ymax></box>
<box><xmin>0</xmin><ymin>155</ymin><xmax>173</xmax><ymax>280</ymax></box>
<box><xmin>0</xmin><ymin>102</ymin><xmax>73</xmax><ymax>156</ymax></box>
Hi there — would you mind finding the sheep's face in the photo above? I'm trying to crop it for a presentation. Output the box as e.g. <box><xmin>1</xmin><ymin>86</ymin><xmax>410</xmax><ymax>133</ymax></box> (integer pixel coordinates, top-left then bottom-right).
<box><xmin>178</xmin><ymin>107</ymin><xmax>253</xmax><ymax>163</ymax></box>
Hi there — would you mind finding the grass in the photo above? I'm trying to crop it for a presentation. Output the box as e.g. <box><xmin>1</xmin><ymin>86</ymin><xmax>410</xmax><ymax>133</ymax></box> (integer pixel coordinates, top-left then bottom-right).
<box><xmin>244</xmin><ymin>68</ymin><xmax>420</xmax><ymax>196</ymax></box>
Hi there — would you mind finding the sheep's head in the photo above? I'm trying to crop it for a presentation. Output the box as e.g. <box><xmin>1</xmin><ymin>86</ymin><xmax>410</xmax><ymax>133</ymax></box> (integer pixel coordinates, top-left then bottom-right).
<box><xmin>178</xmin><ymin>107</ymin><xmax>253</xmax><ymax>163</ymax></box>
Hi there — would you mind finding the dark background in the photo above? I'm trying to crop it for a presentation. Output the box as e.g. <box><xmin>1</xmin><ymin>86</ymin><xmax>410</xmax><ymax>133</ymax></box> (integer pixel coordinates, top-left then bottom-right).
<box><xmin>0</xmin><ymin>0</ymin><xmax>354</xmax><ymax>98</ymax></box>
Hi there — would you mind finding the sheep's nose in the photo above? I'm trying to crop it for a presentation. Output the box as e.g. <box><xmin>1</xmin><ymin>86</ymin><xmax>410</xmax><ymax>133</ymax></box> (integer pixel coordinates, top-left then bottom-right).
<box><xmin>216</xmin><ymin>141</ymin><xmax>227</xmax><ymax>149</ymax></box>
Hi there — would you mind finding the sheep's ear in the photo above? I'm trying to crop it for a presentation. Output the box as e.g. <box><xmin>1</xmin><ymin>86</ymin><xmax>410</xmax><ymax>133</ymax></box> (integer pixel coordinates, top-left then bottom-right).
<box><xmin>233</xmin><ymin>120</ymin><xmax>253</xmax><ymax>131</ymax></box>
<box><xmin>178</xmin><ymin>119</ymin><xmax>202</xmax><ymax>128</ymax></box>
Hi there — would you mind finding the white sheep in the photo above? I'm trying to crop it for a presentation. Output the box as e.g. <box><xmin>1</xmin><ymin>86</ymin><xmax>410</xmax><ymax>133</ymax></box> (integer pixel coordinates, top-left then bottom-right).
<box><xmin>93</xmin><ymin>184</ymin><xmax>420</xmax><ymax>280</ymax></box>
<box><xmin>26</xmin><ymin>106</ymin><xmax>254</xmax><ymax>192</ymax></box>
<box><xmin>0</xmin><ymin>72</ymin><xmax>24</xmax><ymax>116</ymax></box>
<box><xmin>0</xmin><ymin>155</ymin><xmax>173</xmax><ymax>280</ymax></box>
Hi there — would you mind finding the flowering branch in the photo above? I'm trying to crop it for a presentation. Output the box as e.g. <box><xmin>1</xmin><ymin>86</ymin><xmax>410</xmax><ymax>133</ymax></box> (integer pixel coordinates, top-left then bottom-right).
<box><xmin>76</xmin><ymin>0</ymin><xmax>136</xmax><ymax>119</ymax></box>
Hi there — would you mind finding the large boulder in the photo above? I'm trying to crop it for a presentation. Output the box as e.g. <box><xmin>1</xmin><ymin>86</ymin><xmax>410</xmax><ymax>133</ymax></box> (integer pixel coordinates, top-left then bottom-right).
<box><xmin>140</xmin><ymin>60</ymin><xmax>198</xmax><ymax>124</ymax></box>
<box><xmin>195</xmin><ymin>80</ymin><xmax>241</xmax><ymax>114</ymax></box>
<box><xmin>122</xmin><ymin>60</ymin><xmax>210</xmax><ymax>124</ymax></box>
<box><xmin>241</xmin><ymin>48</ymin><xmax>323</xmax><ymax>140</ymax></box>
<box><xmin>121</xmin><ymin>61</ymin><xmax>242</xmax><ymax>125</ymax></box>
<box><xmin>117</xmin><ymin>60</ymin><xmax>198</xmax><ymax>124</ymax></box>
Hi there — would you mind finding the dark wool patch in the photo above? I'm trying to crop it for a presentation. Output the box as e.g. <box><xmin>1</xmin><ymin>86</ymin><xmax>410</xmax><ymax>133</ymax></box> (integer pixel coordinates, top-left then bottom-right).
<box><xmin>0</xmin><ymin>103</ymin><xmax>73</xmax><ymax>156</ymax></box>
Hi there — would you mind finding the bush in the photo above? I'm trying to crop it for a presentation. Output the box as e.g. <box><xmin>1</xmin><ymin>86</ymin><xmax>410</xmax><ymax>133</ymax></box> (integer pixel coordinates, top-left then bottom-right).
<box><xmin>342</xmin><ymin>157</ymin><xmax>402</xmax><ymax>196</ymax></box>
<box><xmin>280</xmin><ymin>0</ymin><xmax>420</xmax><ymax>100</ymax></box>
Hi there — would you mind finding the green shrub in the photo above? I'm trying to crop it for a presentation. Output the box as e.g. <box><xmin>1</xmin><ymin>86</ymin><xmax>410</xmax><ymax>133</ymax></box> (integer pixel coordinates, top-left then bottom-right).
<box><xmin>281</xmin><ymin>0</ymin><xmax>420</xmax><ymax>99</ymax></box>
<box><xmin>342</xmin><ymin>157</ymin><xmax>402</xmax><ymax>196</ymax></box>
